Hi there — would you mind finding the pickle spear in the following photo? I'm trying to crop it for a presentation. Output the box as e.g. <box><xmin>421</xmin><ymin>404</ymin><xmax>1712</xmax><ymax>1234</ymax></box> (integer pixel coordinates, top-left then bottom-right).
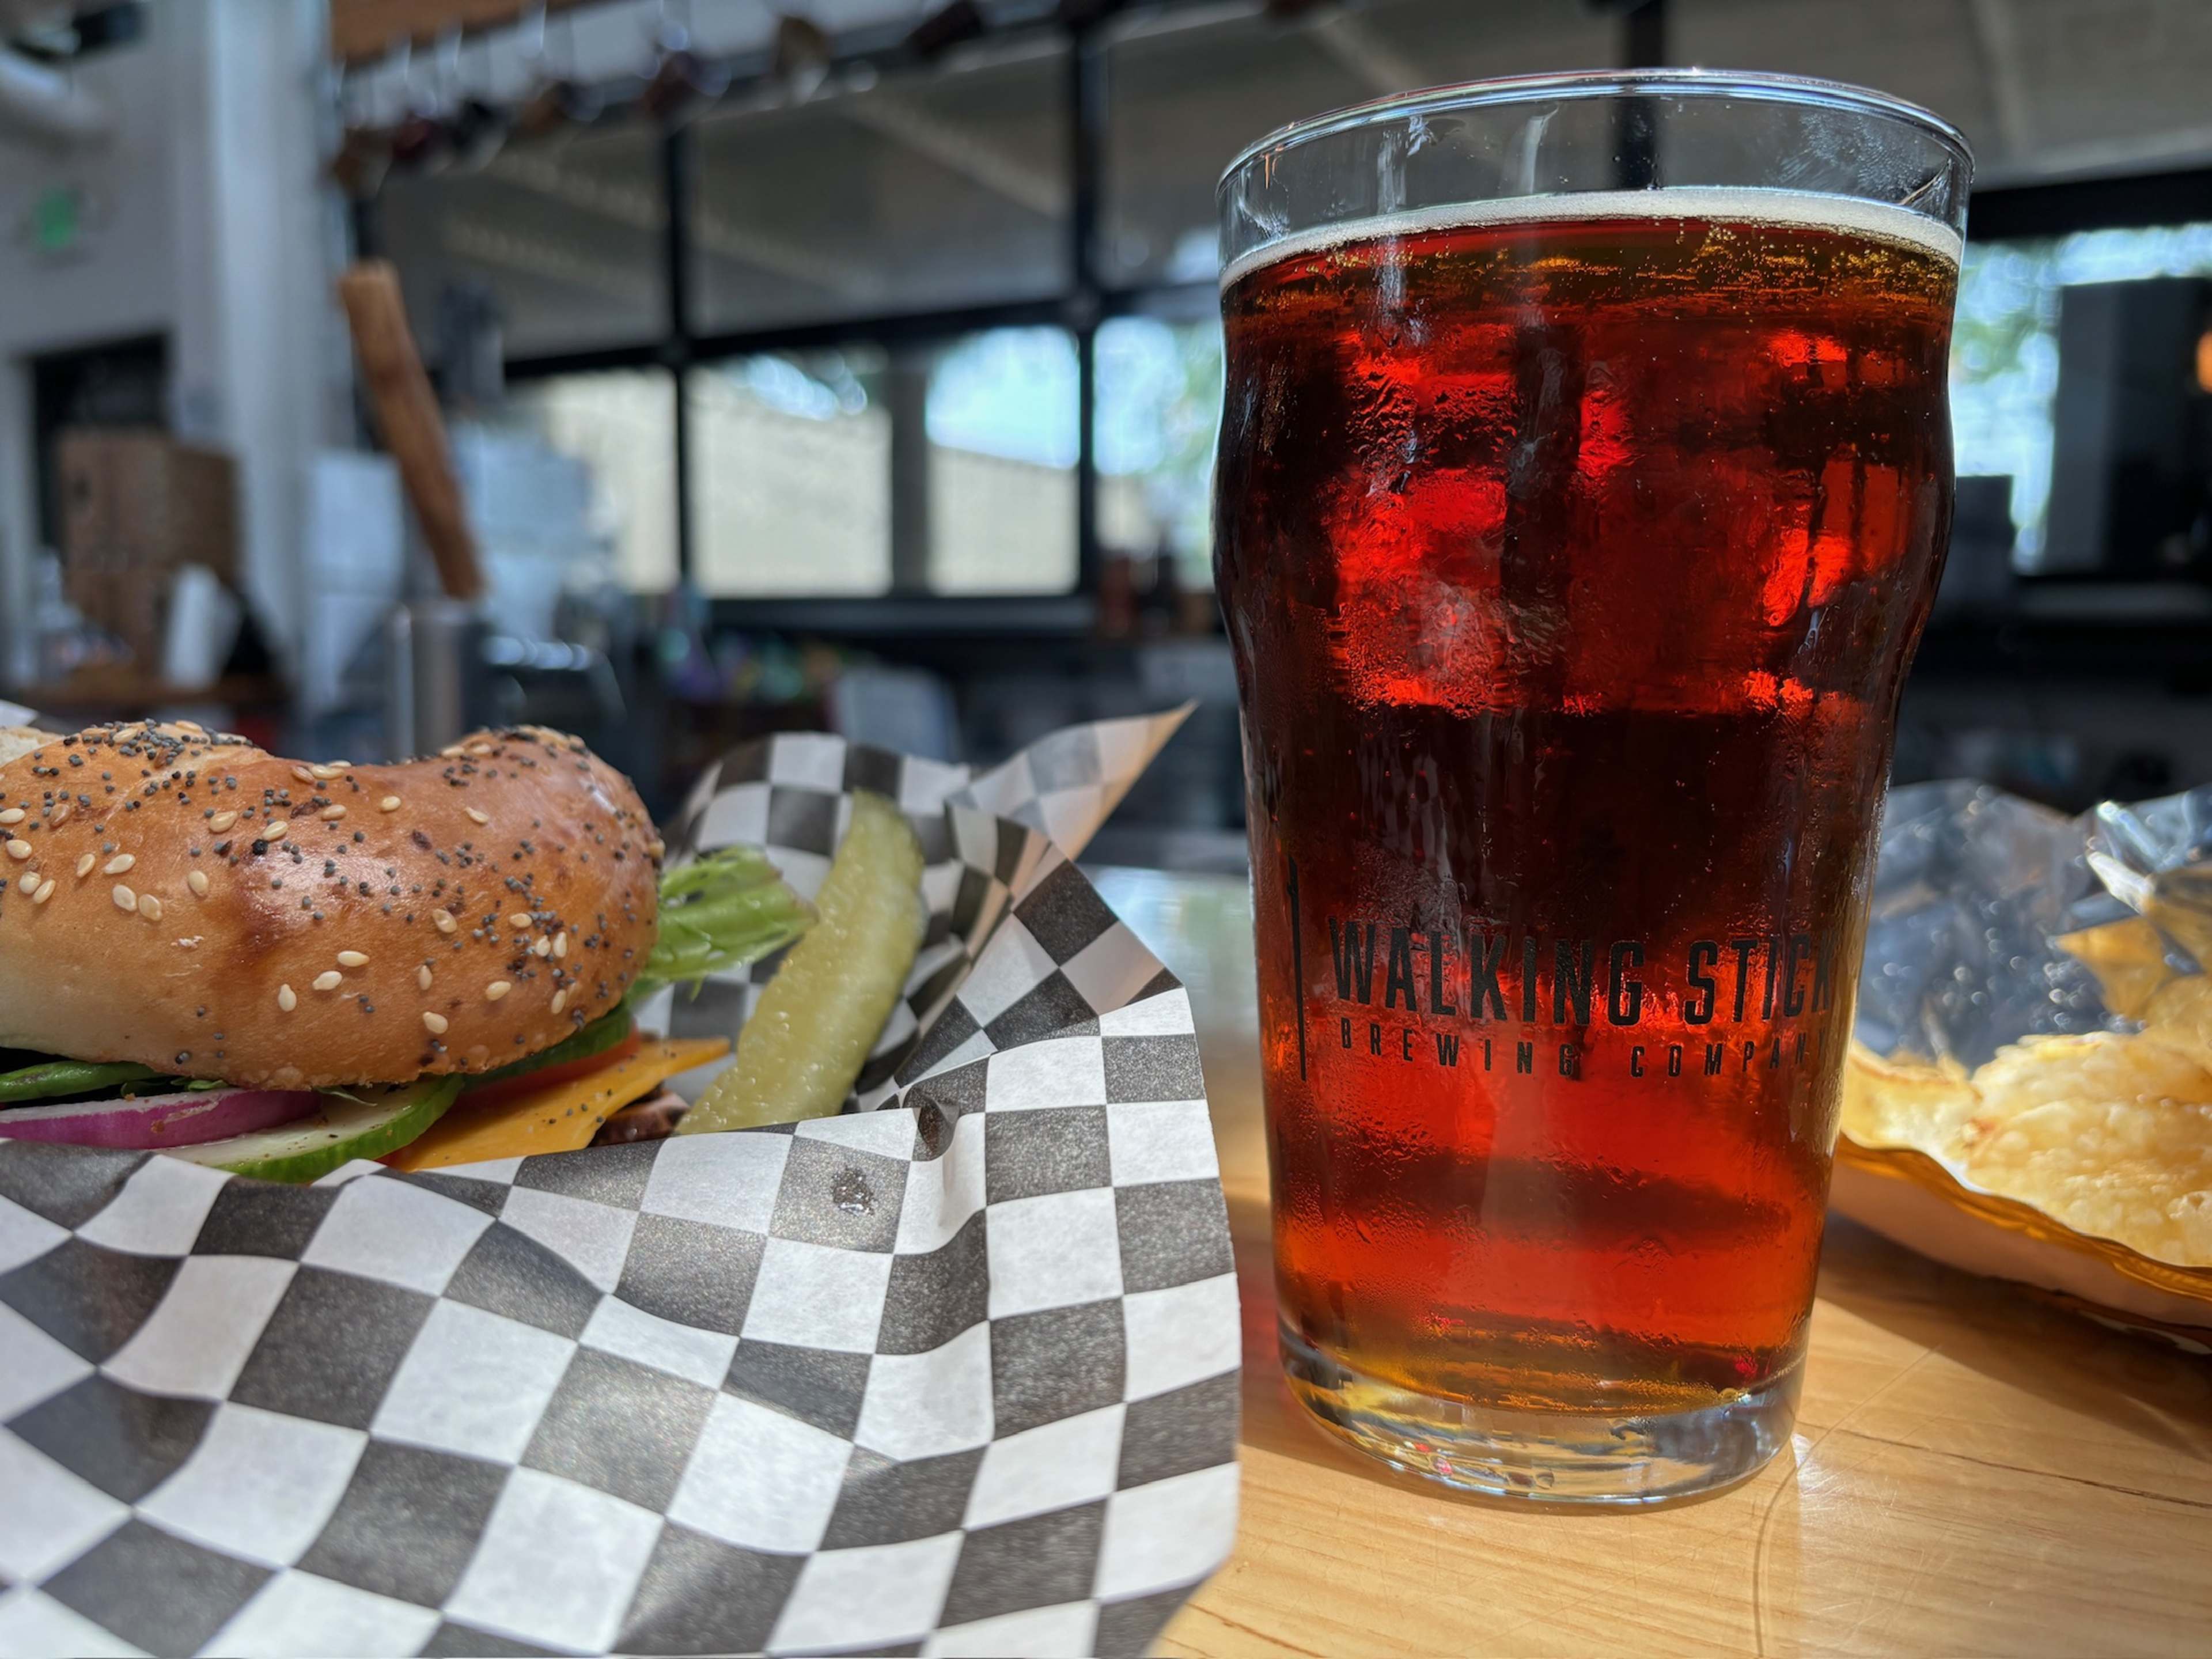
<box><xmin>679</xmin><ymin>791</ymin><xmax>925</xmax><ymax>1132</ymax></box>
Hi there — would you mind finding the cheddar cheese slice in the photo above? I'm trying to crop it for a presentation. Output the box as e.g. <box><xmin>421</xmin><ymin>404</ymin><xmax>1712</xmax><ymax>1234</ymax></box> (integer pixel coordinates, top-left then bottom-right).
<box><xmin>384</xmin><ymin>1037</ymin><xmax>729</xmax><ymax>1171</ymax></box>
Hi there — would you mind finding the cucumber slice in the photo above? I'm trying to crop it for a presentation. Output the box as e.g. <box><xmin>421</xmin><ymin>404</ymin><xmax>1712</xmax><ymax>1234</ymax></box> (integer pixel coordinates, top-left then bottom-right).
<box><xmin>166</xmin><ymin>1077</ymin><xmax>466</xmax><ymax>1184</ymax></box>
<box><xmin>468</xmin><ymin>1007</ymin><xmax>634</xmax><ymax>1090</ymax></box>
<box><xmin>0</xmin><ymin>1059</ymin><xmax>163</xmax><ymax>1104</ymax></box>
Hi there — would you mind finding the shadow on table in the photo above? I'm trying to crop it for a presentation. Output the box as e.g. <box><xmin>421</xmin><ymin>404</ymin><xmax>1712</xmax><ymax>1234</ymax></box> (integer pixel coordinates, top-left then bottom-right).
<box><xmin>1812</xmin><ymin>1217</ymin><xmax>2212</xmax><ymax>1459</ymax></box>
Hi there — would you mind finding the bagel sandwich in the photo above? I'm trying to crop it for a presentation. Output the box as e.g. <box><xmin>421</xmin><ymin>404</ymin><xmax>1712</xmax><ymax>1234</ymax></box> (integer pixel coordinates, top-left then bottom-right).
<box><xmin>0</xmin><ymin>721</ymin><xmax>805</xmax><ymax>1179</ymax></box>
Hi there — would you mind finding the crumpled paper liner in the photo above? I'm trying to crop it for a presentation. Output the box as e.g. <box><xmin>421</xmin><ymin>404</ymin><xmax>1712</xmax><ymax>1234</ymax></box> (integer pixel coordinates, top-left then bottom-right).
<box><xmin>1838</xmin><ymin>778</ymin><xmax>2212</xmax><ymax>1348</ymax></box>
<box><xmin>0</xmin><ymin>709</ymin><xmax>1239</xmax><ymax>1658</ymax></box>
<box><xmin>650</xmin><ymin>706</ymin><xmax>1197</xmax><ymax>1107</ymax></box>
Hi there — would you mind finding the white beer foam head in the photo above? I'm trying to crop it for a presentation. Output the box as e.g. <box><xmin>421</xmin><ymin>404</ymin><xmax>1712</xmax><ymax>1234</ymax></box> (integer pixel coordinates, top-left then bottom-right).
<box><xmin>1220</xmin><ymin>186</ymin><xmax>1964</xmax><ymax>293</ymax></box>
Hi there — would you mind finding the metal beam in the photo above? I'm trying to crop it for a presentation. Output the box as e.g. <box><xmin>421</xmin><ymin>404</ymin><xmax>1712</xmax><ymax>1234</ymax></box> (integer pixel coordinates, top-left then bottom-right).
<box><xmin>509</xmin><ymin>296</ymin><xmax>1071</xmax><ymax>380</ymax></box>
<box><xmin>1069</xmin><ymin>25</ymin><xmax>1107</xmax><ymax>590</ymax></box>
<box><xmin>1967</xmin><ymin>162</ymin><xmax>2212</xmax><ymax>238</ymax></box>
<box><xmin>1967</xmin><ymin>0</ymin><xmax>2034</xmax><ymax>166</ymax></box>
<box><xmin>1617</xmin><ymin>0</ymin><xmax>1664</xmax><ymax>186</ymax></box>
<box><xmin>885</xmin><ymin>350</ymin><xmax>933</xmax><ymax>594</ymax></box>
<box><xmin>1622</xmin><ymin>0</ymin><xmax>1666</xmax><ymax>69</ymax></box>
<box><xmin>662</xmin><ymin>121</ymin><xmax>695</xmax><ymax>583</ymax></box>
<box><xmin>502</xmin><ymin>280</ymin><xmax>1217</xmax><ymax>381</ymax></box>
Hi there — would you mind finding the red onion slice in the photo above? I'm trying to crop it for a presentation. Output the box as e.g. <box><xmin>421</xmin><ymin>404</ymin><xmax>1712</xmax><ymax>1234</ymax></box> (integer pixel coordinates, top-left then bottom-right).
<box><xmin>0</xmin><ymin>1088</ymin><xmax>322</xmax><ymax>1150</ymax></box>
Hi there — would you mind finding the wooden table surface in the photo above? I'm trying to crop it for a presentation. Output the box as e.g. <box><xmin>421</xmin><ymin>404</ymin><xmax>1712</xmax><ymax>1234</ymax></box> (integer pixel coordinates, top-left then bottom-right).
<box><xmin>1087</xmin><ymin>869</ymin><xmax>2212</xmax><ymax>1659</ymax></box>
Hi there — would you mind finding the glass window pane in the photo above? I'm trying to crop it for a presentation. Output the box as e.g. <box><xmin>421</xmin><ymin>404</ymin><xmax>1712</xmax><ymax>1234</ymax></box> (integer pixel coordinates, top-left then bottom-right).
<box><xmin>381</xmin><ymin>121</ymin><xmax>667</xmax><ymax>357</ymax></box>
<box><xmin>929</xmin><ymin>328</ymin><xmax>1078</xmax><ymax>594</ymax></box>
<box><xmin>1950</xmin><ymin>223</ymin><xmax>2212</xmax><ymax>570</ymax></box>
<box><xmin>690</xmin><ymin>46</ymin><xmax>1068</xmax><ymax>334</ymax></box>
<box><xmin>502</xmin><ymin>369</ymin><xmax>677</xmax><ymax>594</ymax></box>
<box><xmin>1096</xmin><ymin>314</ymin><xmax>1223</xmax><ymax>588</ymax></box>
<box><xmin>1105</xmin><ymin>1</ymin><xmax>1614</xmax><ymax>289</ymax></box>
<box><xmin>687</xmin><ymin>351</ymin><xmax>892</xmax><ymax>596</ymax></box>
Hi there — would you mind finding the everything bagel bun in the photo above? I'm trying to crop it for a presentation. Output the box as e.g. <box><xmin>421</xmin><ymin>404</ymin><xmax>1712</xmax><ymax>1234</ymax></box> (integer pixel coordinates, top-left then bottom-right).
<box><xmin>0</xmin><ymin>722</ymin><xmax>661</xmax><ymax>1089</ymax></box>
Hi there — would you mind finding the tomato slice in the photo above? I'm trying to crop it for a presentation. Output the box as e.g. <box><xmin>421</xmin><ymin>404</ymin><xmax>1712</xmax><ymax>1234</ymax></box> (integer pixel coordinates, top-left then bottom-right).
<box><xmin>460</xmin><ymin>1029</ymin><xmax>643</xmax><ymax>1112</ymax></box>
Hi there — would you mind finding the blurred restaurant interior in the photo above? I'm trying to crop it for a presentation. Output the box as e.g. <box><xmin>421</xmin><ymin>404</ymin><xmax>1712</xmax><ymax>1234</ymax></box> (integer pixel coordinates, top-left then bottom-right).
<box><xmin>5</xmin><ymin>0</ymin><xmax>2212</xmax><ymax>863</ymax></box>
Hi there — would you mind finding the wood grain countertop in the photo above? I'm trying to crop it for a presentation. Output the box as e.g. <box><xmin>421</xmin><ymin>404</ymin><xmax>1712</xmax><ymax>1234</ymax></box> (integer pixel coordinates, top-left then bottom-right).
<box><xmin>1086</xmin><ymin>869</ymin><xmax>2212</xmax><ymax>1659</ymax></box>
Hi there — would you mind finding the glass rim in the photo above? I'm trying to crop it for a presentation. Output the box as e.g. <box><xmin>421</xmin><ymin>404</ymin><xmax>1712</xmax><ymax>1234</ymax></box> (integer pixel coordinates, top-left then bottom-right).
<box><xmin>1217</xmin><ymin>68</ymin><xmax>1974</xmax><ymax>195</ymax></box>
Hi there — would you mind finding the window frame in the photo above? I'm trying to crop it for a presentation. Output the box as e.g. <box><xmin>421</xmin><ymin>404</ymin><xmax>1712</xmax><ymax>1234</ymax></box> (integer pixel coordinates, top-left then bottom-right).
<box><xmin>369</xmin><ymin>2</ymin><xmax>2212</xmax><ymax>632</ymax></box>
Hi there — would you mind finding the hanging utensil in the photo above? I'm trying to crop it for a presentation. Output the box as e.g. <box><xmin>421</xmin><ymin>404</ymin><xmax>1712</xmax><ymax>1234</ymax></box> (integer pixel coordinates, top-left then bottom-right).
<box><xmin>512</xmin><ymin>2</ymin><xmax>603</xmax><ymax>138</ymax></box>
<box><xmin>327</xmin><ymin>58</ymin><xmax>393</xmax><ymax>199</ymax></box>
<box><xmin>442</xmin><ymin>26</ymin><xmax>509</xmax><ymax>172</ymax></box>
<box><xmin>386</xmin><ymin>39</ymin><xmax>453</xmax><ymax>172</ymax></box>
<box><xmin>773</xmin><ymin>12</ymin><xmax>834</xmax><ymax>101</ymax></box>
<box><xmin>641</xmin><ymin>0</ymin><xmax>728</xmax><ymax>123</ymax></box>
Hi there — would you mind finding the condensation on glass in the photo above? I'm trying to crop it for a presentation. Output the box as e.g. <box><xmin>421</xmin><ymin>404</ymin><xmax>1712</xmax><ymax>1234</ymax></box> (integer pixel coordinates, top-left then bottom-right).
<box><xmin>1215</xmin><ymin>71</ymin><xmax>1970</xmax><ymax>1503</ymax></box>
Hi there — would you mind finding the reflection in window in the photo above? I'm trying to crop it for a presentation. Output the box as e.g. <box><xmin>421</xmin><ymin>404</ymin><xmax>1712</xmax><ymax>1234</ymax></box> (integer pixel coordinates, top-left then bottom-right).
<box><xmin>1105</xmin><ymin>0</ymin><xmax>1612</xmax><ymax>289</ymax></box>
<box><xmin>683</xmin><ymin>332</ymin><xmax>1087</xmax><ymax>599</ymax></box>
<box><xmin>687</xmin><ymin>353</ymin><xmax>892</xmax><ymax>597</ymax></box>
<box><xmin>1677</xmin><ymin>0</ymin><xmax>2212</xmax><ymax>187</ymax></box>
<box><xmin>1096</xmin><ymin>316</ymin><xmax>1224</xmax><ymax>586</ymax></box>
<box><xmin>505</xmin><ymin>370</ymin><xmax>677</xmax><ymax>594</ymax></box>
<box><xmin>927</xmin><ymin>329</ymin><xmax>1079</xmax><ymax>594</ymax></box>
<box><xmin>1952</xmin><ymin>223</ymin><xmax>2212</xmax><ymax>568</ymax></box>
<box><xmin>688</xmin><ymin>48</ymin><xmax>1069</xmax><ymax>335</ymax></box>
<box><xmin>381</xmin><ymin>123</ymin><xmax>668</xmax><ymax>358</ymax></box>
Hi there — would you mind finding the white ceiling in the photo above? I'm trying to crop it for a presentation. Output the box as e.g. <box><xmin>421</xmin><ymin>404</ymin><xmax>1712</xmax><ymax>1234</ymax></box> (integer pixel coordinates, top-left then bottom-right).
<box><xmin>1676</xmin><ymin>0</ymin><xmax>2212</xmax><ymax>185</ymax></box>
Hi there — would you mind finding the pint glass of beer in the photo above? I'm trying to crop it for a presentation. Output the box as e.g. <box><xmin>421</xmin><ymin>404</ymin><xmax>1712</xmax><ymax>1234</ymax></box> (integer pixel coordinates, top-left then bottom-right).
<box><xmin>1214</xmin><ymin>73</ymin><xmax>1969</xmax><ymax>1502</ymax></box>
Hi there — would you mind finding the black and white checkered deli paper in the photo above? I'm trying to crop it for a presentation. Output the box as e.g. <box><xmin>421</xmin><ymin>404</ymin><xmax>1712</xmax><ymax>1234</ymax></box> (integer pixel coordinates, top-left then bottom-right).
<box><xmin>0</xmin><ymin>710</ymin><xmax>1241</xmax><ymax>1659</ymax></box>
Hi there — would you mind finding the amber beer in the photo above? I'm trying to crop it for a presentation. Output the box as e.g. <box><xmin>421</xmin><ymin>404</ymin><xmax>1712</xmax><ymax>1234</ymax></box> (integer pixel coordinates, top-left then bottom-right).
<box><xmin>1217</xmin><ymin>169</ymin><xmax>1962</xmax><ymax>1494</ymax></box>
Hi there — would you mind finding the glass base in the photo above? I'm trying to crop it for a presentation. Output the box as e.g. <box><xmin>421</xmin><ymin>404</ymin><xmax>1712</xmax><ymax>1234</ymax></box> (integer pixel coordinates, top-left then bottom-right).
<box><xmin>1280</xmin><ymin>1322</ymin><xmax>1798</xmax><ymax>1505</ymax></box>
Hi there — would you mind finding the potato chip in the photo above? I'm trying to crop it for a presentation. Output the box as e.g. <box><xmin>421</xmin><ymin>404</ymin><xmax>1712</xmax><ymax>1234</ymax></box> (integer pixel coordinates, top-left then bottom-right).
<box><xmin>2055</xmin><ymin>916</ymin><xmax>2176</xmax><ymax>1021</ymax></box>
<box><xmin>1960</xmin><ymin>1031</ymin><xmax>2212</xmax><ymax>1267</ymax></box>
<box><xmin>1840</xmin><ymin>1041</ymin><xmax>1976</xmax><ymax>1155</ymax></box>
<box><xmin>1971</xmin><ymin>1029</ymin><xmax>2212</xmax><ymax>1117</ymax></box>
<box><xmin>2145</xmin><ymin>862</ymin><xmax>2212</xmax><ymax>971</ymax></box>
<box><xmin>2142</xmin><ymin>974</ymin><xmax>2212</xmax><ymax>1076</ymax></box>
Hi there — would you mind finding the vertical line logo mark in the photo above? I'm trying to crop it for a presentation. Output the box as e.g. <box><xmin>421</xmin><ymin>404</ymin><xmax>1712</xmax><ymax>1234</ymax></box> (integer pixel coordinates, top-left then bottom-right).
<box><xmin>1287</xmin><ymin>854</ymin><xmax>1308</xmax><ymax>1080</ymax></box>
